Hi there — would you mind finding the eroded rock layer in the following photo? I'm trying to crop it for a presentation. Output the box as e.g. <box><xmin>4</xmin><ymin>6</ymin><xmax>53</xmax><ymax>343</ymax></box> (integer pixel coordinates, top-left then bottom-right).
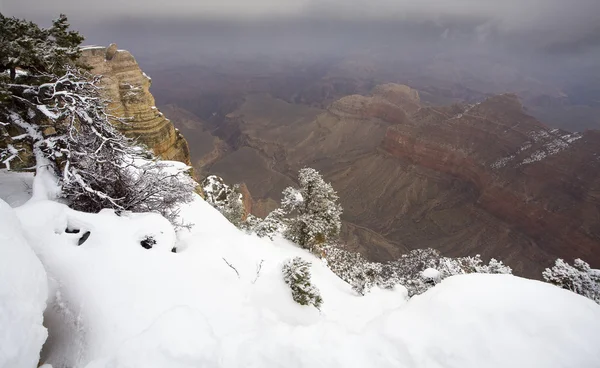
<box><xmin>80</xmin><ymin>45</ymin><xmax>191</xmax><ymax>164</ymax></box>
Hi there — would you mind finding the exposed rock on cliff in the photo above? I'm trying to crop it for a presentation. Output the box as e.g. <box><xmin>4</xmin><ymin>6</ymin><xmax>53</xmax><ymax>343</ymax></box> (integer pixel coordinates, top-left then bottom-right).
<box><xmin>80</xmin><ymin>45</ymin><xmax>190</xmax><ymax>165</ymax></box>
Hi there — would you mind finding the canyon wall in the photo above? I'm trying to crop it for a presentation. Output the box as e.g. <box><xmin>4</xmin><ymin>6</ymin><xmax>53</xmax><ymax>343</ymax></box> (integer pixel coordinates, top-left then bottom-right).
<box><xmin>380</xmin><ymin>94</ymin><xmax>600</xmax><ymax>273</ymax></box>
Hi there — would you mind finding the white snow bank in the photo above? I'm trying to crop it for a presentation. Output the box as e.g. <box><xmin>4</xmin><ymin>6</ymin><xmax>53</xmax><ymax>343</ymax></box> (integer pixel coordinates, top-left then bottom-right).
<box><xmin>5</xmin><ymin>184</ymin><xmax>600</xmax><ymax>368</ymax></box>
<box><xmin>370</xmin><ymin>273</ymin><xmax>600</xmax><ymax>368</ymax></box>
<box><xmin>421</xmin><ymin>267</ymin><xmax>440</xmax><ymax>281</ymax></box>
<box><xmin>0</xmin><ymin>199</ymin><xmax>48</xmax><ymax>368</ymax></box>
<box><xmin>14</xmin><ymin>197</ymin><xmax>405</xmax><ymax>367</ymax></box>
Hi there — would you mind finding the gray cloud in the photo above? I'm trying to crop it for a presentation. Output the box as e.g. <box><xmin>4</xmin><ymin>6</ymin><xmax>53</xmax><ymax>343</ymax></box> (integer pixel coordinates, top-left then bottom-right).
<box><xmin>2</xmin><ymin>0</ymin><xmax>599</xmax><ymax>31</ymax></box>
<box><xmin>1</xmin><ymin>0</ymin><xmax>599</xmax><ymax>55</ymax></box>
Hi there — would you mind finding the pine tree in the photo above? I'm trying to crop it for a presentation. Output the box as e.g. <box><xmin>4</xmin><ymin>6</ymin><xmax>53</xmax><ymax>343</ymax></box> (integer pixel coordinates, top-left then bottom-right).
<box><xmin>282</xmin><ymin>168</ymin><xmax>342</xmax><ymax>253</ymax></box>
<box><xmin>0</xmin><ymin>14</ymin><xmax>83</xmax><ymax>82</ymax></box>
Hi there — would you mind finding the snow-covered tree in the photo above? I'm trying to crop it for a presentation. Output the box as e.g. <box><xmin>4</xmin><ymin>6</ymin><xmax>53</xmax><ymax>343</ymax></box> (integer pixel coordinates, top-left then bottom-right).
<box><xmin>201</xmin><ymin>175</ymin><xmax>246</xmax><ymax>227</ymax></box>
<box><xmin>282</xmin><ymin>257</ymin><xmax>323</xmax><ymax>309</ymax></box>
<box><xmin>477</xmin><ymin>258</ymin><xmax>512</xmax><ymax>274</ymax></box>
<box><xmin>222</xmin><ymin>185</ymin><xmax>245</xmax><ymax>226</ymax></box>
<box><xmin>0</xmin><ymin>15</ymin><xmax>196</xmax><ymax>227</ymax></box>
<box><xmin>0</xmin><ymin>14</ymin><xmax>83</xmax><ymax>82</ymax></box>
<box><xmin>281</xmin><ymin>168</ymin><xmax>342</xmax><ymax>253</ymax></box>
<box><xmin>543</xmin><ymin>258</ymin><xmax>600</xmax><ymax>304</ymax></box>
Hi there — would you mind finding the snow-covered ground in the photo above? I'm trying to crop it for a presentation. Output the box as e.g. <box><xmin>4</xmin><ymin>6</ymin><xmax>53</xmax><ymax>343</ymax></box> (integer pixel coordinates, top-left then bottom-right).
<box><xmin>0</xmin><ymin>195</ymin><xmax>48</xmax><ymax>368</ymax></box>
<box><xmin>1</xmin><ymin>169</ymin><xmax>600</xmax><ymax>368</ymax></box>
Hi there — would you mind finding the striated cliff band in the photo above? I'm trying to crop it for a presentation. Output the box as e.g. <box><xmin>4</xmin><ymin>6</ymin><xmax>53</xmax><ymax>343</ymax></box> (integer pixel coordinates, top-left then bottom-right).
<box><xmin>176</xmin><ymin>84</ymin><xmax>600</xmax><ymax>278</ymax></box>
<box><xmin>80</xmin><ymin>44</ymin><xmax>191</xmax><ymax>165</ymax></box>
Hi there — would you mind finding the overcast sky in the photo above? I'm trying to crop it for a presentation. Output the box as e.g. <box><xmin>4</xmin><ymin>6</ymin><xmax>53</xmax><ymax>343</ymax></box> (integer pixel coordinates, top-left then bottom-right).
<box><xmin>2</xmin><ymin>0</ymin><xmax>599</xmax><ymax>30</ymax></box>
<box><xmin>2</xmin><ymin>0</ymin><xmax>599</xmax><ymax>54</ymax></box>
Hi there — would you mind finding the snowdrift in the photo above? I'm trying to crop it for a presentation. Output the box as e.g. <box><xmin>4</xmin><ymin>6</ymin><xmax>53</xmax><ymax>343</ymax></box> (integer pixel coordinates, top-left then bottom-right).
<box><xmin>1</xmin><ymin>170</ymin><xmax>599</xmax><ymax>368</ymax></box>
<box><xmin>0</xmin><ymin>199</ymin><xmax>48</xmax><ymax>368</ymax></box>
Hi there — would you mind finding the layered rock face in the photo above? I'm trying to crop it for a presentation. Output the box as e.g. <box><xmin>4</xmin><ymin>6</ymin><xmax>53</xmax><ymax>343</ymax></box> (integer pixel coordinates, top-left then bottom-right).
<box><xmin>80</xmin><ymin>45</ymin><xmax>190</xmax><ymax>164</ymax></box>
<box><xmin>381</xmin><ymin>94</ymin><xmax>600</xmax><ymax>275</ymax></box>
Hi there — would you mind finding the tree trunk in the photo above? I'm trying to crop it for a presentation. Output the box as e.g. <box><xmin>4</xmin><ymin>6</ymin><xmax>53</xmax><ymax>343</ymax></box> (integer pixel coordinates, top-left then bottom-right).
<box><xmin>9</xmin><ymin>67</ymin><xmax>16</xmax><ymax>81</ymax></box>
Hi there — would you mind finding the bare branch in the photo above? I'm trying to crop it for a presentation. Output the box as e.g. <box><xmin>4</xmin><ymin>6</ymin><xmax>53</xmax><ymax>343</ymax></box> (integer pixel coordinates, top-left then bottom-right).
<box><xmin>252</xmin><ymin>260</ymin><xmax>265</xmax><ymax>284</ymax></box>
<box><xmin>222</xmin><ymin>257</ymin><xmax>240</xmax><ymax>279</ymax></box>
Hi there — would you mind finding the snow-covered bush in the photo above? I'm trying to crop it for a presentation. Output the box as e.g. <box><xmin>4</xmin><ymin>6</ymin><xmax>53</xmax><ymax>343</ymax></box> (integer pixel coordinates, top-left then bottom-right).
<box><xmin>240</xmin><ymin>214</ymin><xmax>261</xmax><ymax>233</ymax></box>
<box><xmin>202</xmin><ymin>175</ymin><xmax>245</xmax><ymax>227</ymax></box>
<box><xmin>282</xmin><ymin>257</ymin><xmax>323</xmax><ymax>309</ymax></box>
<box><xmin>352</xmin><ymin>267</ymin><xmax>378</xmax><ymax>296</ymax></box>
<box><xmin>543</xmin><ymin>258</ymin><xmax>600</xmax><ymax>304</ymax></box>
<box><xmin>281</xmin><ymin>168</ymin><xmax>342</xmax><ymax>253</ymax></box>
<box><xmin>477</xmin><ymin>258</ymin><xmax>513</xmax><ymax>274</ymax></box>
<box><xmin>254</xmin><ymin>208</ymin><xmax>286</xmax><ymax>240</ymax></box>
<box><xmin>322</xmin><ymin>244</ymin><xmax>371</xmax><ymax>284</ymax></box>
<box><xmin>323</xmin><ymin>245</ymin><xmax>513</xmax><ymax>297</ymax></box>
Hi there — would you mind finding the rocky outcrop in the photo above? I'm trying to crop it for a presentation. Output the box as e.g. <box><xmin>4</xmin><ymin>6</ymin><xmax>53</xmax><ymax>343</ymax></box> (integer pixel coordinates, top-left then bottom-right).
<box><xmin>80</xmin><ymin>45</ymin><xmax>191</xmax><ymax>164</ymax></box>
<box><xmin>328</xmin><ymin>84</ymin><xmax>420</xmax><ymax>125</ymax></box>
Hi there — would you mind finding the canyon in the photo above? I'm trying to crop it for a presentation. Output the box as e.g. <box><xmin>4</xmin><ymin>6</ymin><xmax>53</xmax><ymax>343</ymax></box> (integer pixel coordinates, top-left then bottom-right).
<box><xmin>3</xmin><ymin>42</ymin><xmax>597</xmax><ymax>279</ymax></box>
<box><xmin>161</xmin><ymin>82</ymin><xmax>600</xmax><ymax>278</ymax></box>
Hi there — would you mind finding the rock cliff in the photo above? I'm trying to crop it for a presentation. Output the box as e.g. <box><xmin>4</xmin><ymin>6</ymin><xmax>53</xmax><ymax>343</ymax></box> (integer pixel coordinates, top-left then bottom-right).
<box><xmin>80</xmin><ymin>45</ymin><xmax>191</xmax><ymax>164</ymax></box>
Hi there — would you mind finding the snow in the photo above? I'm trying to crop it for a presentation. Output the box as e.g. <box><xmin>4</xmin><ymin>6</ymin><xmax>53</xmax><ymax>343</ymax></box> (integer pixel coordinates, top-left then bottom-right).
<box><xmin>37</xmin><ymin>105</ymin><xmax>59</xmax><ymax>120</ymax></box>
<box><xmin>373</xmin><ymin>274</ymin><xmax>600</xmax><ymax>368</ymax></box>
<box><xmin>0</xmin><ymin>199</ymin><xmax>48</xmax><ymax>368</ymax></box>
<box><xmin>1</xmin><ymin>170</ymin><xmax>600</xmax><ymax>368</ymax></box>
<box><xmin>30</xmin><ymin>155</ymin><xmax>62</xmax><ymax>202</ymax></box>
<box><xmin>80</xmin><ymin>46</ymin><xmax>105</xmax><ymax>51</ymax></box>
<box><xmin>0</xmin><ymin>169</ymin><xmax>34</xmax><ymax>206</ymax></box>
<box><xmin>421</xmin><ymin>267</ymin><xmax>441</xmax><ymax>281</ymax></box>
<box><xmin>490</xmin><ymin>128</ymin><xmax>583</xmax><ymax>168</ymax></box>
